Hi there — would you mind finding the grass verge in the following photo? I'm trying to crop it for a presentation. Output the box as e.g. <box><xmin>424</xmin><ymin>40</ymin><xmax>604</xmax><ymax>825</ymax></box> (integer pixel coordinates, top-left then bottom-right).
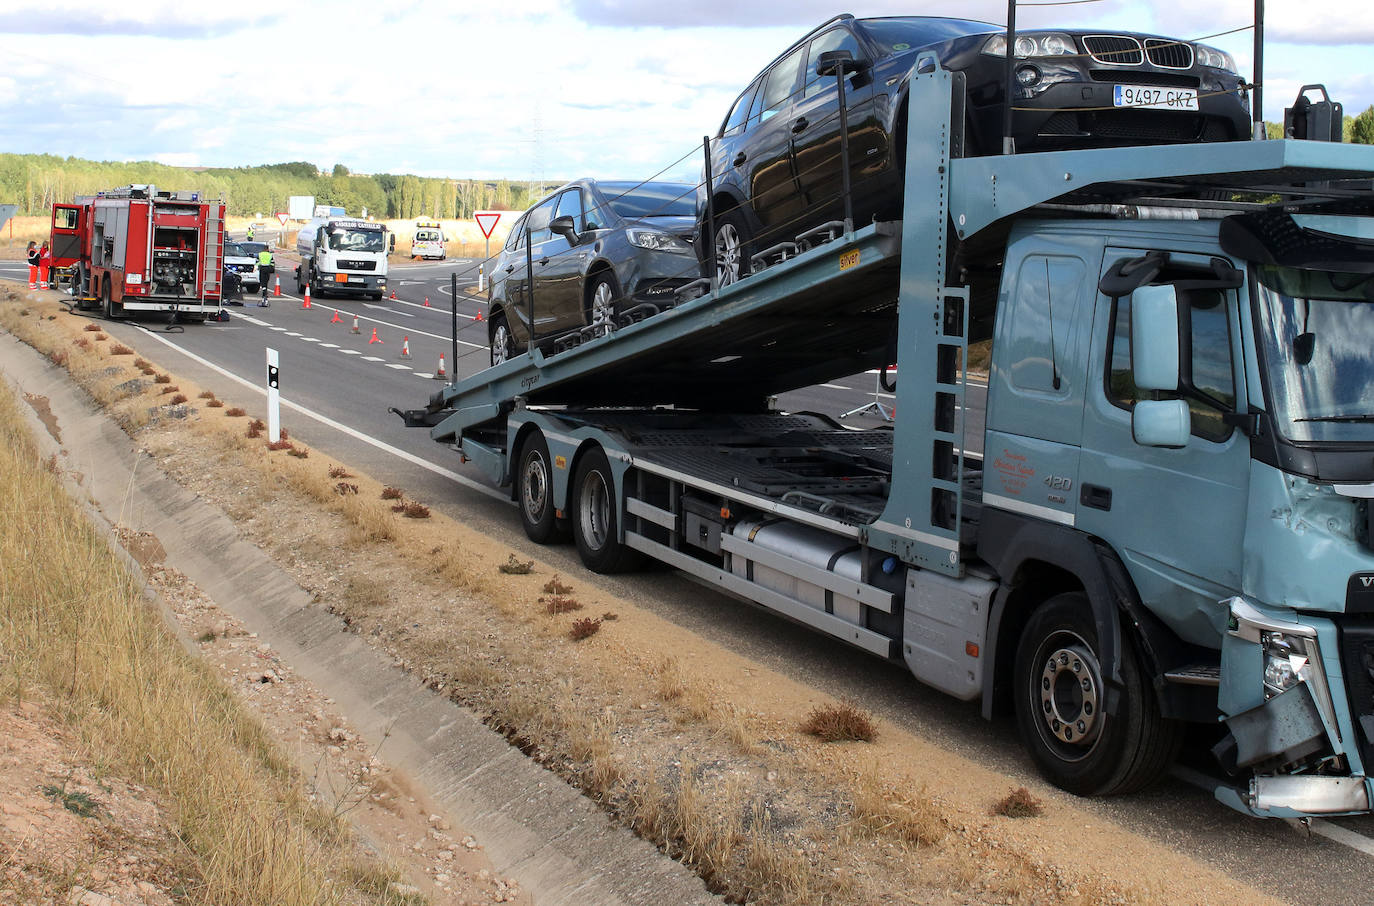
<box><xmin>0</xmin><ymin>372</ymin><xmax>415</xmax><ymax>904</ymax></box>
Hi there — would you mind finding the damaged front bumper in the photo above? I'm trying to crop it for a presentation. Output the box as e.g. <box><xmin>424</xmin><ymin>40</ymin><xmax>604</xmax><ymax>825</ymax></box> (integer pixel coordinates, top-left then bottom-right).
<box><xmin>1214</xmin><ymin>596</ymin><xmax>1372</xmax><ymax>817</ymax></box>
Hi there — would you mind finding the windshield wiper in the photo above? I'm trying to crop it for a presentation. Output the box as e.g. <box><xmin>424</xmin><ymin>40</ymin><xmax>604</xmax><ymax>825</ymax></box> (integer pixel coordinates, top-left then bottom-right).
<box><xmin>1294</xmin><ymin>415</ymin><xmax>1374</xmax><ymax>423</ymax></box>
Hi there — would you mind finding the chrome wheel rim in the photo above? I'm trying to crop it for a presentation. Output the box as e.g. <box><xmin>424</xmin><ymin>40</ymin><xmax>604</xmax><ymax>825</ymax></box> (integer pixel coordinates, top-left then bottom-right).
<box><xmin>492</xmin><ymin>323</ymin><xmax>511</xmax><ymax>364</ymax></box>
<box><xmin>591</xmin><ymin>280</ymin><xmax>614</xmax><ymax>325</ymax></box>
<box><xmin>578</xmin><ymin>468</ymin><xmax>611</xmax><ymax>552</ymax></box>
<box><xmin>1035</xmin><ymin>632</ymin><xmax>1104</xmax><ymax>757</ymax></box>
<box><xmin>715</xmin><ymin>223</ymin><xmax>741</xmax><ymax>286</ymax></box>
<box><xmin>521</xmin><ymin>450</ymin><xmax>549</xmax><ymax>525</ymax></box>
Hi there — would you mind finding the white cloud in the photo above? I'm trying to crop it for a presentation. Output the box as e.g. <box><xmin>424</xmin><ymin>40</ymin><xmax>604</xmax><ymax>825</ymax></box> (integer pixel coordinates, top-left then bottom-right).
<box><xmin>0</xmin><ymin>0</ymin><xmax>1370</xmax><ymax>184</ymax></box>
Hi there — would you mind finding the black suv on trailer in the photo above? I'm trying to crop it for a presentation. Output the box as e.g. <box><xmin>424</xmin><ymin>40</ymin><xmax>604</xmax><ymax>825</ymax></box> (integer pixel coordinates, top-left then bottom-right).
<box><xmin>702</xmin><ymin>14</ymin><xmax>1250</xmax><ymax>283</ymax></box>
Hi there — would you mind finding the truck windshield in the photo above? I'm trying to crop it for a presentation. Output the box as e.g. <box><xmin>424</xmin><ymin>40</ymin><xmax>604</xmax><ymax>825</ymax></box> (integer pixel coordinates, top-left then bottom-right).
<box><xmin>328</xmin><ymin>229</ymin><xmax>385</xmax><ymax>253</ymax></box>
<box><xmin>1254</xmin><ymin>263</ymin><xmax>1374</xmax><ymax>443</ymax></box>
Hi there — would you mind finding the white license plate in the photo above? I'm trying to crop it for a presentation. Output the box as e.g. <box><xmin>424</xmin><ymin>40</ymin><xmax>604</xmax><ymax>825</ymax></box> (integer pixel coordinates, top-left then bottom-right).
<box><xmin>1113</xmin><ymin>85</ymin><xmax>1199</xmax><ymax>111</ymax></box>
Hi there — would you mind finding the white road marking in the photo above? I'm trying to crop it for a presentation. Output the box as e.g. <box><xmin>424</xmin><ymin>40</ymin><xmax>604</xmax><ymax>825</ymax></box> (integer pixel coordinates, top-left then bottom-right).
<box><xmin>285</xmin><ymin>332</ymin><xmax>301</xmax><ymax>337</ymax></box>
<box><xmin>821</xmin><ymin>383</ymin><xmax>847</xmax><ymax>390</ymax></box>
<box><xmin>362</xmin><ymin>356</ymin><xmax>384</xmax><ymax>362</ymax></box>
<box><xmin>269</xmin><ymin>326</ymin><xmax>286</xmax><ymax>332</ymax></box>
<box><xmin>320</xmin><ymin>343</ymin><xmax>339</xmax><ymax>349</ymax></box>
<box><xmin>341</xmin><ymin>349</ymin><xmax>361</xmax><ymax>355</ymax></box>
<box><xmin>303</xmin><ymin>337</ymin><xmax>320</xmax><ymax>342</ymax></box>
<box><xmin>385</xmin><ymin>364</ymin><xmax>411</xmax><ymax>370</ymax></box>
<box><xmin>1312</xmin><ymin>820</ymin><xmax>1374</xmax><ymax>857</ymax></box>
<box><xmin>130</xmin><ymin>325</ymin><xmax>506</xmax><ymax>502</ymax></box>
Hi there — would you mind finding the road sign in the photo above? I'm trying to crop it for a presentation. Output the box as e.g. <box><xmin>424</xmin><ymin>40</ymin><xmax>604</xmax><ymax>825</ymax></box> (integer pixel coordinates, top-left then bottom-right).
<box><xmin>473</xmin><ymin>210</ymin><xmax>503</xmax><ymax>238</ymax></box>
<box><xmin>276</xmin><ymin>212</ymin><xmax>289</xmax><ymax>226</ymax></box>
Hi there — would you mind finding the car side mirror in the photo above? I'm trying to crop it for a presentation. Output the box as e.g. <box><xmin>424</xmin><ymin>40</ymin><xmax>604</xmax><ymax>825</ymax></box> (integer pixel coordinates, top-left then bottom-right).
<box><xmin>550</xmin><ymin>215</ymin><xmax>578</xmax><ymax>244</ymax></box>
<box><xmin>1130</xmin><ymin>284</ymin><xmax>1181</xmax><ymax>392</ymax></box>
<box><xmin>816</xmin><ymin>49</ymin><xmax>866</xmax><ymax>78</ymax></box>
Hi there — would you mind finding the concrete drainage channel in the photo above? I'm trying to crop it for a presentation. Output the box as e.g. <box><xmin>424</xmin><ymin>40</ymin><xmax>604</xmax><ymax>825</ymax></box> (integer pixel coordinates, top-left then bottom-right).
<box><xmin>0</xmin><ymin>330</ymin><xmax>720</xmax><ymax>906</ymax></box>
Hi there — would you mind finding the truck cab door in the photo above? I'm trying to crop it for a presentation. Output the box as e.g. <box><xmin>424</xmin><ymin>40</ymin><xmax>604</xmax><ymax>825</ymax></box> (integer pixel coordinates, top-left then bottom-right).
<box><xmin>50</xmin><ymin>204</ymin><xmax>83</xmax><ymax>268</ymax></box>
<box><xmin>1077</xmin><ymin>248</ymin><xmax>1250</xmax><ymax>644</ymax></box>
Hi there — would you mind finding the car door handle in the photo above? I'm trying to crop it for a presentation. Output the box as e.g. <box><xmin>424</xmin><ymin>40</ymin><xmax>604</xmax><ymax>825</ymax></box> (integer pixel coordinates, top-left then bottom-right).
<box><xmin>732</xmin><ymin>152</ymin><xmax>747</xmax><ymax>167</ymax></box>
<box><xmin>504</xmin><ymin>265</ymin><xmax>514</xmax><ymax>273</ymax></box>
<box><xmin>537</xmin><ymin>257</ymin><xmax>549</xmax><ymax>266</ymax></box>
<box><xmin>792</xmin><ymin>116</ymin><xmax>808</xmax><ymax>133</ymax></box>
<box><xmin>1080</xmin><ymin>484</ymin><xmax>1113</xmax><ymax>511</ymax></box>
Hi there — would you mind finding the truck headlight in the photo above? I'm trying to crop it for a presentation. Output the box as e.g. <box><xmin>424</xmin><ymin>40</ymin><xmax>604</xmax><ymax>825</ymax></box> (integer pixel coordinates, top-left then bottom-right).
<box><xmin>1228</xmin><ymin>596</ymin><xmax>1341</xmax><ymax>742</ymax></box>
<box><xmin>1261</xmin><ymin>630</ymin><xmax>1313</xmax><ymax>697</ymax></box>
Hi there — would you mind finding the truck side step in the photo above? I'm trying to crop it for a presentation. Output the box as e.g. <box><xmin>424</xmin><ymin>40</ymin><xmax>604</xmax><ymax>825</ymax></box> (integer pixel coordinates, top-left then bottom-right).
<box><xmin>1164</xmin><ymin>665</ymin><xmax>1221</xmax><ymax>686</ymax></box>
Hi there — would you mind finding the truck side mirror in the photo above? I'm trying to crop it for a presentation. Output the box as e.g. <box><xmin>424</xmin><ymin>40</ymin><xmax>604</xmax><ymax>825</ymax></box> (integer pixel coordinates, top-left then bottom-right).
<box><xmin>1133</xmin><ymin>400</ymin><xmax>1191</xmax><ymax>448</ymax></box>
<box><xmin>1130</xmin><ymin>284</ymin><xmax>1180</xmax><ymax>392</ymax></box>
<box><xmin>389</xmin><ymin>234</ymin><xmax>396</xmax><ymax>253</ymax></box>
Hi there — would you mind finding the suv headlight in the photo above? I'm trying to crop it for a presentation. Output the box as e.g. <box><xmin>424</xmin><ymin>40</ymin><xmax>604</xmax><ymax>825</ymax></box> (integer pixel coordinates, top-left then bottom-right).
<box><xmin>626</xmin><ymin>230</ymin><xmax>691</xmax><ymax>253</ymax></box>
<box><xmin>983</xmin><ymin>33</ymin><xmax>1077</xmax><ymax>58</ymax></box>
<box><xmin>1195</xmin><ymin>43</ymin><xmax>1237</xmax><ymax>73</ymax></box>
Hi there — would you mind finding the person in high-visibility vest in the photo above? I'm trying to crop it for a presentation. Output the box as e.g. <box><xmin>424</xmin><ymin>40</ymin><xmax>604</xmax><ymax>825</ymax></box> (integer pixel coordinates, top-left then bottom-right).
<box><xmin>256</xmin><ymin>248</ymin><xmax>274</xmax><ymax>306</ymax></box>
<box><xmin>38</xmin><ymin>241</ymin><xmax>51</xmax><ymax>289</ymax></box>
<box><xmin>246</xmin><ymin>224</ymin><xmax>254</xmax><ymax>241</ymax></box>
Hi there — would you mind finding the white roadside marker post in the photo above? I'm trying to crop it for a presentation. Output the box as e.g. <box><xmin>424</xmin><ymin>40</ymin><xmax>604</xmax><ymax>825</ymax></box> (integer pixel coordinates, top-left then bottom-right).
<box><xmin>266</xmin><ymin>347</ymin><xmax>281</xmax><ymax>443</ymax></box>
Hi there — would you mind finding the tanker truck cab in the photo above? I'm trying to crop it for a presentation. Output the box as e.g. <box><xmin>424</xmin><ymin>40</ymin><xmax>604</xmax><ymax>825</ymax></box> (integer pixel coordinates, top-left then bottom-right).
<box><xmin>411</xmin><ymin>220</ymin><xmax>446</xmax><ymax>260</ymax></box>
<box><xmin>295</xmin><ymin>216</ymin><xmax>390</xmax><ymax>300</ymax></box>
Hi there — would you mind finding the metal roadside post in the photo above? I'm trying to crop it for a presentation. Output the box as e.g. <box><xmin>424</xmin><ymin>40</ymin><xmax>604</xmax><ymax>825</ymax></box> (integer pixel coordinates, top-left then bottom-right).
<box><xmin>450</xmin><ymin>273</ymin><xmax>458</xmax><ymax>383</ymax></box>
<box><xmin>266</xmin><ymin>347</ymin><xmax>280</xmax><ymax>442</ymax></box>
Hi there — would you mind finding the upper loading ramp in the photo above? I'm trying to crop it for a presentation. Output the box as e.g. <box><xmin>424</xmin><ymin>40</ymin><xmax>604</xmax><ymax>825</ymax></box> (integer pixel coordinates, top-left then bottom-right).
<box><xmin>424</xmin><ymin>68</ymin><xmax>1374</xmax><ymax>447</ymax></box>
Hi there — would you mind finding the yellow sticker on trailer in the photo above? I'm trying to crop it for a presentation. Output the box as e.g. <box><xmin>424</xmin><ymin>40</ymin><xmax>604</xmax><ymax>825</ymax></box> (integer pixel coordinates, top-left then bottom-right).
<box><xmin>554</xmin><ymin>455</ymin><xmax>567</xmax><ymax>469</ymax></box>
<box><xmin>839</xmin><ymin>249</ymin><xmax>860</xmax><ymax>271</ymax></box>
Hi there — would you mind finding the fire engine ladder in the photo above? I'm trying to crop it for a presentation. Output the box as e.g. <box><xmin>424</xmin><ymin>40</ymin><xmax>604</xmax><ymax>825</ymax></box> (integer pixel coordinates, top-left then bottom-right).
<box><xmin>202</xmin><ymin>208</ymin><xmax>222</xmax><ymax>297</ymax></box>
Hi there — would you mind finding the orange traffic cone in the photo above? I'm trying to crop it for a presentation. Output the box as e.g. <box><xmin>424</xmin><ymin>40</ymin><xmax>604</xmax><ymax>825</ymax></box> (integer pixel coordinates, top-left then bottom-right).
<box><xmin>423</xmin><ymin>296</ymin><xmax>430</xmax><ymax>307</ymax></box>
<box><xmin>475</xmin><ymin>309</ymin><xmax>484</xmax><ymax>322</ymax></box>
<box><xmin>368</xmin><ymin>327</ymin><xmax>383</xmax><ymax>344</ymax></box>
<box><xmin>302</xmin><ymin>285</ymin><xmax>312</xmax><ymax>309</ymax></box>
<box><xmin>330</xmin><ymin>309</ymin><xmax>341</xmax><ymax>324</ymax></box>
<box><xmin>400</xmin><ymin>336</ymin><xmax>411</xmax><ymax>358</ymax></box>
<box><xmin>273</xmin><ymin>275</ymin><xmax>281</xmax><ymax>296</ymax></box>
<box><xmin>351</xmin><ymin>314</ymin><xmax>360</xmax><ymax>334</ymax></box>
<box><xmin>432</xmin><ymin>353</ymin><xmax>447</xmax><ymax>380</ymax></box>
<box><xmin>389</xmin><ymin>290</ymin><xmax>396</xmax><ymax>300</ymax></box>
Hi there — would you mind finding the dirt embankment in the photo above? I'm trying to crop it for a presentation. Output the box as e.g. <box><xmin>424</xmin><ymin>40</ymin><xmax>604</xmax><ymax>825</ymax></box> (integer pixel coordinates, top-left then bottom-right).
<box><xmin>0</xmin><ymin>282</ymin><xmax>1280</xmax><ymax>906</ymax></box>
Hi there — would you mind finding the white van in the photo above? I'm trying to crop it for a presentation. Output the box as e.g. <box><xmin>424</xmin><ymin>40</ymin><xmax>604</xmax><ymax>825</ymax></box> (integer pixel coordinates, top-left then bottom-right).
<box><xmin>411</xmin><ymin>221</ymin><xmax>446</xmax><ymax>260</ymax></box>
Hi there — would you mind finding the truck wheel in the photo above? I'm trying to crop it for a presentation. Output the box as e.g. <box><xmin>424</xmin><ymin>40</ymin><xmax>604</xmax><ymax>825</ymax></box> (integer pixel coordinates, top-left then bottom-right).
<box><xmin>1013</xmin><ymin>592</ymin><xmax>1180</xmax><ymax>796</ymax></box>
<box><xmin>490</xmin><ymin>313</ymin><xmax>516</xmax><ymax>366</ymax></box>
<box><xmin>295</xmin><ymin>267</ymin><xmax>305</xmax><ymax>294</ymax></box>
<box><xmin>101</xmin><ymin>279</ymin><xmax>116</xmax><ymax>320</ymax></box>
<box><xmin>516</xmin><ymin>431</ymin><xmax>568</xmax><ymax>544</ymax></box>
<box><xmin>572</xmin><ymin>447</ymin><xmax>641</xmax><ymax>574</ymax></box>
<box><xmin>713</xmin><ymin>208</ymin><xmax>753</xmax><ymax>286</ymax></box>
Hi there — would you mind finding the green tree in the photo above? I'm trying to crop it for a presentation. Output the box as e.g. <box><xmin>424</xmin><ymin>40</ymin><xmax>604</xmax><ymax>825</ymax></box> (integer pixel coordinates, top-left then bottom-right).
<box><xmin>1351</xmin><ymin>106</ymin><xmax>1374</xmax><ymax>145</ymax></box>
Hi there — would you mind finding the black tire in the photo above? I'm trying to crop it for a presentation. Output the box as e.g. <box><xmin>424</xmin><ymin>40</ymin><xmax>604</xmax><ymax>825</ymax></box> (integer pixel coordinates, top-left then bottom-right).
<box><xmin>516</xmin><ymin>431</ymin><xmax>568</xmax><ymax>544</ymax></box>
<box><xmin>571</xmin><ymin>447</ymin><xmax>642</xmax><ymax>574</ymax></box>
<box><xmin>295</xmin><ymin>266</ymin><xmax>305</xmax><ymax>294</ymax></box>
<box><xmin>489</xmin><ymin>312</ymin><xmax>516</xmax><ymax>366</ymax></box>
<box><xmin>713</xmin><ymin>207</ymin><xmax>753</xmax><ymax>286</ymax></box>
<box><xmin>101</xmin><ymin>279</ymin><xmax>116</xmax><ymax>320</ymax></box>
<box><xmin>585</xmin><ymin>272</ymin><xmax>620</xmax><ymax>327</ymax></box>
<box><xmin>1013</xmin><ymin>592</ymin><xmax>1180</xmax><ymax>796</ymax></box>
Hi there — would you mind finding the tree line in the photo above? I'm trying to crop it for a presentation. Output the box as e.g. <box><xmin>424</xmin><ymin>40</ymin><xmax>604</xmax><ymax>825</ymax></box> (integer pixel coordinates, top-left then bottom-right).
<box><xmin>0</xmin><ymin>155</ymin><xmax>562</xmax><ymax>219</ymax></box>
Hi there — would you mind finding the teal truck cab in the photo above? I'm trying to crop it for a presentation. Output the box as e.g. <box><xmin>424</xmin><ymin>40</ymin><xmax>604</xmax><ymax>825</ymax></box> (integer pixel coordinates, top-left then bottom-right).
<box><xmin>400</xmin><ymin>67</ymin><xmax>1374</xmax><ymax>818</ymax></box>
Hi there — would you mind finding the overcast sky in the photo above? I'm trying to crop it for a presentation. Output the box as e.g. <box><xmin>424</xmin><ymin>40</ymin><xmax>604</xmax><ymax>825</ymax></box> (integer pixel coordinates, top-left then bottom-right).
<box><xmin>1</xmin><ymin>0</ymin><xmax>1371</xmax><ymax>186</ymax></box>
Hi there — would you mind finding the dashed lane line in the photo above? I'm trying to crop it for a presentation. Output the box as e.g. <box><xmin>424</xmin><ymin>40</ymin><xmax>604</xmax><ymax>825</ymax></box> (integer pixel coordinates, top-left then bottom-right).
<box><xmin>130</xmin><ymin>325</ymin><xmax>507</xmax><ymax>503</ymax></box>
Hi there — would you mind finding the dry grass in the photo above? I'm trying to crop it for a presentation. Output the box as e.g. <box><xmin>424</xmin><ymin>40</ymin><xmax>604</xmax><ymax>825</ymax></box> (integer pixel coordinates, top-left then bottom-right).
<box><xmin>498</xmin><ymin>554</ymin><xmax>533</xmax><ymax>575</ymax></box>
<box><xmin>168</xmin><ymin>393</ymin><xmax>188</xmax><ymax>405</ymax></box>
<box><xmin>0</xmin><ymin>380</ymin><xmax>402</xmax><ymax>905</ymax></box>
<box><xmin>198</xmin><ymin>390</ymin><xmax>216</xmax><ymax>400</ymax></box>
<box><xmin>849</xmin><ymin>765</ymin><xmax>945</xmax><ymax>846</ymax></box>
<box><xmin>799</xmin><ymin>701</ymin><xmax>877</xmax><ymax>743</ymax></box>
<box><xmin>109</xmin><ymin>343</ymin><xmax>133</xmax><ymax>356</ymax></box>
<box><xmin>992</xmin><ymin>787</ymin><xmax>1044</xmax><ymax>819</ymax></box>
<box><xmin>154</xmin><ymin>373</ymin><xmax>171</xmax><ymax>384</ymax></box>
<box><xmin>267</xmin><ymin>439</ymin><xmax>294</xmax><ymax>452</ymax></box>
<box><xmin>569</xmin><ymin>617</ymin><xmax>602</xmax><ymax>641</ymax></box>
<box><xmin>543</xmin><ymin>594</ymin><xmax>582</xmax><ymax>615</ymax></box>
<box><xmin>287</xmin><ymin>447</ymin><xmax>309</xmax><ymax>458</ymax></box>
<box><xmin>225</xmin><ymin>407</ymin><xmax>246</xmax><ymax>418</ymax></box>
<box><xmin>328</xmin><ymin>465</ymin><xmax>353</xmax><ymax>479</ymax></box>
<box><xmin>380</xmin><ymin>487</ymin><xmax>403</xmax><ymax>500</ymax></box>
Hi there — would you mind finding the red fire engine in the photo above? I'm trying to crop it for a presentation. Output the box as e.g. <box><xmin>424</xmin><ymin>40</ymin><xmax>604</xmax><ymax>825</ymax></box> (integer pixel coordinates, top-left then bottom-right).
<box><xmin>50</xmin><ymin>185</ymin><xmax>225</xmax><ymax>322</ymax></box>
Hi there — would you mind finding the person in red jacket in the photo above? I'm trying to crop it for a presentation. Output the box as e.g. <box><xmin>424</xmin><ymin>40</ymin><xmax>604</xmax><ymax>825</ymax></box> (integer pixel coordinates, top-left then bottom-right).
<box><xmin>26</xmin><ymin>241</ymin><xmax>38</xmax><ymax>288</ymax></box>
<box><xmin>38</xmin><ymin>241</ymin><xmax>52</xmax><ymax>289</ymax></box>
